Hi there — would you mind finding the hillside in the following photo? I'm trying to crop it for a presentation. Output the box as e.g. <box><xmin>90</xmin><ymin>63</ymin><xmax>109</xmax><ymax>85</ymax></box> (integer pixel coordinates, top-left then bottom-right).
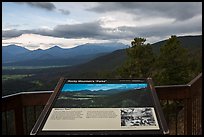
<box><xmin>2</xmin><ymin>45</ymin><xmax>30</xmax><ymax>63</ymax></box>
<box><xmin>75</xmin><ymin>35</ymin><xmax>202</xmax><ymax>73</ymax></box>
<box><xmin>71</xmin><ymin>49</ymin><xmax>127</xmax><ymax>72</ymax></box>
<box><xmin>151</xmin><ymin>35</ymin><xmax>202</xmax><ymax>54</ymax></box>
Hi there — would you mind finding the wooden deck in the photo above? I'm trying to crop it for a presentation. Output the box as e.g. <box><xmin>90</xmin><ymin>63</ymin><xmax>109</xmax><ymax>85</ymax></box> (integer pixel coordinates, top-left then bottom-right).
<box><xmin>1</xmin><ymin>73</ymin><xmax>202</xmax><ymax>135</ymax></box>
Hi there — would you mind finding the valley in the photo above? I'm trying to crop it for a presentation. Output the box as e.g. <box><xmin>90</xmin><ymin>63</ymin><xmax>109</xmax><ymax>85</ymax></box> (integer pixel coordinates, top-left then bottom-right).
<box><xmin>2</xmin><ymin>35</ymin><xmax>202</xmax><ymax>96</ymax></box>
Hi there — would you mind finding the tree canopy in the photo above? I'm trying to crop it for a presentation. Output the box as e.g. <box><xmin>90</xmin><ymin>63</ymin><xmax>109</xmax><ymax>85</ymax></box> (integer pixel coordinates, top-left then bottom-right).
<box><xmin>117</xmin><ymin>35</ymin><xmax>194</xmax><ymax>85</ymax></box>
<box><xmin>155</xmin><ymin>35</ymin><xmax>189</xmax><ymax>85</ymax></box>
<box><xmin>117</xmin><ymin>37</ymin><xmax>154</xmax><ymax>78</ymax></box>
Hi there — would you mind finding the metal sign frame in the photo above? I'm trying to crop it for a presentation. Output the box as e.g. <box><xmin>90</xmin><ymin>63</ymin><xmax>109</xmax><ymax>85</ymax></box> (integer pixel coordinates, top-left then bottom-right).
<box><xmin>30</xmin><ymin>78</ymin><xmax>169</xmax><ymax>135</ymax></box>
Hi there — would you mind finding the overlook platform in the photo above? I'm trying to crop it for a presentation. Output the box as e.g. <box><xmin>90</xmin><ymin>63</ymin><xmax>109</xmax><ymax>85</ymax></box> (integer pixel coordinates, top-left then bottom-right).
<box><xmin>2</xmin><ymin>73</ymin><xmax>202</xmax><ymax>135</ymax></box>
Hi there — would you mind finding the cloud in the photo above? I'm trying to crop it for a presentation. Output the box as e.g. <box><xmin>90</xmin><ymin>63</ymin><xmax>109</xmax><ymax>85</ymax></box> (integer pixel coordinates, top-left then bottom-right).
<box><xmin>2</xmin><ymin>13</ymin><xmax>202</xmax><ymax>43</ymax></box>
<box><xmin>13</xmin><ymin>2</ymin><xmax>71</xmax><ymax>16</ymax></box>
<box><xmin>2</xmin><ymin>21</ymin><xmax>124</xmax><ymax>39</ymax></box>
<box><xmin>14</xmin><ymin>2</ymin><xmax>56</xmax><ymax>11</ymax></box>
<box><xmin>58</xmin><ymin>9</ymin><xmax>70</xmax><ymax>15</ymax></box>
<box><xmin>2</xmin><ymin>29</ymin><xmax>29</xmax><ymax>38</ymax></box>
<box><xmin>52</xmin><ymin>21</ymin><xmax>106</xmax><ymax>38</ymax></box>
<box><xmin>87</xmin><ymin>2</ymin><xmax>202</xmax><ymax>21</ymax></box>
<box><xmin>114</xmin><ymin>14</ymin><xmax>202</xmax><ymax>40</ymax></box>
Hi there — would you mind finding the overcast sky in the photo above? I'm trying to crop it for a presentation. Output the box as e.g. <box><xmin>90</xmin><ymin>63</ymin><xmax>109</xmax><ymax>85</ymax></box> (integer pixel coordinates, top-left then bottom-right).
<box><xmin>2</xmin><ymin>2</ymin><xmax>202</xmax><ymax>50</ymax></box>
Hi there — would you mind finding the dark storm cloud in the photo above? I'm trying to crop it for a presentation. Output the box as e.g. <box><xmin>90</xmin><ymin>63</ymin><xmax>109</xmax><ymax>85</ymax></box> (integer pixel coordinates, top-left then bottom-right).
<box><xmin>87</xmin><ymin>2</ymin><xmax>201</xmax><ymax>21</ymax></box>
<box><xmin>2</xmin><ymin>21</ymin><xmax>124</xmax><ymax>39</ymax></box>
<box><xmin>2</xmin><ymin>28</ymin><xmax>52</xmax><ymax>38</ymax></box>
<box><xmin>14</xmin><ymin>2</ymin><xmax>56</xmax><ymax>11</ymax></box>
<box><xmin>52</xmin><ymin>22</ymin><xmax>107</xmax><ymax>38</ymax></box>
<box><xmin>2</xmin><ymin>22</ymin><xmax>105</xmax><ymax>39</ymax></box>
<box><xmin>14</xmin><ymin>2</ymin><xmax>70</xmax><ymax>15</ymax></box>
<box><xmin>2</xmin><ymin>29</ymin><xmax>29</xmax><ymax>38</ymax></box>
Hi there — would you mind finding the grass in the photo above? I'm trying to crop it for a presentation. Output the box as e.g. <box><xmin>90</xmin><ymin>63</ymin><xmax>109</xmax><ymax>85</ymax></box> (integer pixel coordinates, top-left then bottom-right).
<box><xmin>2</xmin><ymin>74</ymin><xmax>33</xmax><ymax>81</ymax></box>
<box><xmin>31</xmin><ymin>80</ymin><xmax>43</xmax><ymax>86</ymax></box>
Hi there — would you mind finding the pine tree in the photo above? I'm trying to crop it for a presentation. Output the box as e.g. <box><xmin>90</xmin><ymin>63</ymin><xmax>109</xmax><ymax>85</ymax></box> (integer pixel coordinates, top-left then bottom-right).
<box><xmin>156</xmin><ymin>35</ymin><xmax>189</xmax><ymax>85</ymax></box>
<box><xmin>117</xmin><ymin>37</ymin><xmax>155</xmax><ymax>78</ymax></box>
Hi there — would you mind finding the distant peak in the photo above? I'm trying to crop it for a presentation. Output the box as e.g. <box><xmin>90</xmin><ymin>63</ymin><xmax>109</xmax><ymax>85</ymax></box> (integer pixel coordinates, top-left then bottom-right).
<box><xmin>6</xmin><ymin>44</ymin><xmax>19</xmax><ymax>47</ymax></box>
<box><xmin>35</xmin><ymin>48</ymin><xmax>43</xmax><ymax>51</ymax></box>
<box><xmin>53</xmin><ymin>45</ymin><xmax>61</xmax><ymax>48</ymax></box>
<box><xmin>49</xmin><ymin>45</ymin><xmax>62</xmax><ymax>49</ymax></box>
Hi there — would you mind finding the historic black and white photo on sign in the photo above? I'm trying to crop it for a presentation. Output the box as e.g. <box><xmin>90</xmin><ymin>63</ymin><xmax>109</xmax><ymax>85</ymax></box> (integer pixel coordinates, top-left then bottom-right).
<box><xmin>121</xmin><ymin>108</ymin><xmax>157</xmax><ymax>127</ymax></box>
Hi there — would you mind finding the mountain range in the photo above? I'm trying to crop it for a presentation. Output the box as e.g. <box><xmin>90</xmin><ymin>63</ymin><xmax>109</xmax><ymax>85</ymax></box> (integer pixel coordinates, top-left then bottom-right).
<box><xmin>2</xmin><ymin>42</ymin><xmax>129</xmax><ymax>66</ymax></box>
<box><xmin>20</xmin><ymin>35</ymin><xmax>201</xmax><ymax>84</ymax></box>
<box><xmin>3</xmin><ymin>35</ymin><xmax>201</xmax><ymax>68</ymax></box>
<box><xmin>2</xmin><ymin>35</ymin><xmax>202</xmax><ymax>96</ymax></box>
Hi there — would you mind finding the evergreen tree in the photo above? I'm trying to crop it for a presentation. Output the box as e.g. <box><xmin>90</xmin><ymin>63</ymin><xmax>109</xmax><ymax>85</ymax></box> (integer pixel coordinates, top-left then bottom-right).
<box><xmin>117</xmin><ymin>37</ymin><xmax>155</xmax><ymax>78</ymax></box>
<box><xmin>155</xmin><ymin>35</ymin><xmax>189</xmax><ymax>85</ymax></box>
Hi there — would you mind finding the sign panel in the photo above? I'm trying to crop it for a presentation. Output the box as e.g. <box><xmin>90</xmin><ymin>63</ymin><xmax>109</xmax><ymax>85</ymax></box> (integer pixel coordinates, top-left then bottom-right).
<box><xmin>31</xmin><ymin>78</ymin><xmax>169</xmax><ymax>135</ymax></box>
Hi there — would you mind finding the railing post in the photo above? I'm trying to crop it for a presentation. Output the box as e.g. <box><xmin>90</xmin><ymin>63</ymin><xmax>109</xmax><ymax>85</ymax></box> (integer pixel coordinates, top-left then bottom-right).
<box><xmin>14</xmin><ymin>95</ymin><xmax>24</xmax><ymax>135</ymax></box>
<box><xmin>184</xmin><ymin>98</ymin><xmax>192</xmax><ymax>135</ymax></box>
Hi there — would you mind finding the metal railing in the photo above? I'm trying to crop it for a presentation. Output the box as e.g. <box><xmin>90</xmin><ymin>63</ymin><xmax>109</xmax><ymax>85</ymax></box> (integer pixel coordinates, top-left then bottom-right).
<box><xmin>1</xmin><ymin>73</ymin><xmax>202</xmax><ymax>135</ymax></box>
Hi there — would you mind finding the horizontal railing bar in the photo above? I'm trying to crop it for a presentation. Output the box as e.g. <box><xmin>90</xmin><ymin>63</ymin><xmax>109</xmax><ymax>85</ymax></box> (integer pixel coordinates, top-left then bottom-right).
<box><xmin>155</xmin><ymin>84</ymin><xmax>188</xmax><ymax>88</ymax></box>
<box><xmin>2</xmin><ymin>91</ymin><xmax>53</xmax><ymax>99</ymax></box>
<box><xmin>1</xmin><ymin>91</ymin><xmax>53</xmax><ymax>112</ymax></box>
<box><xmin>187</xmin><ymin>73</ymin><xmax>202</xmax><ymax>86</ymax></box>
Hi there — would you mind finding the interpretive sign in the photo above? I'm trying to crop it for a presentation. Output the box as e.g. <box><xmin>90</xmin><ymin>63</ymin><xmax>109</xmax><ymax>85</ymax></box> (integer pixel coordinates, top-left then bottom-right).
<box><xmin>30</xmin><ymin>78</ymin><xmax>169</xmax><ymax>135</ymax></box>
